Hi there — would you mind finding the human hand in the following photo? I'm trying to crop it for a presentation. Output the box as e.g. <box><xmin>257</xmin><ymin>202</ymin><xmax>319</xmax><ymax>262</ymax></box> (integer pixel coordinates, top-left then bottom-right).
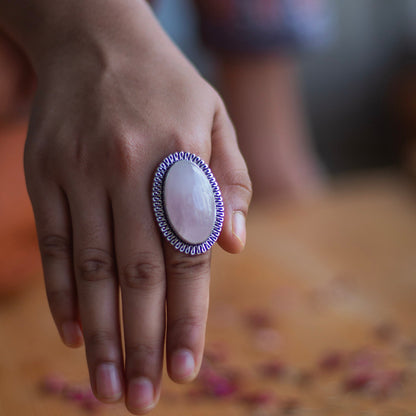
<box><xmin>21</xmin><ymin>1</ymin><xmax>251</xmax><ymax>413</ymax></box>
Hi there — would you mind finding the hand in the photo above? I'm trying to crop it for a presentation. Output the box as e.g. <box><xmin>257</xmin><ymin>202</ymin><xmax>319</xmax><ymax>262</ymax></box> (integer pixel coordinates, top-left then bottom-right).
<box><xmin>22</xmin><ymin>1</ymin><xmax>251</xmax><ymax>414</ymax></box>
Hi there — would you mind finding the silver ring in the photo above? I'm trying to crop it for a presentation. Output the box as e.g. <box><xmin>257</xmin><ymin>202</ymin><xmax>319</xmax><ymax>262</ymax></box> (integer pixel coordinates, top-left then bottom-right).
<box><xmin>152</xmin><ymin>152</ymin><xmax>224</xmax><ymax>255</ymax></box>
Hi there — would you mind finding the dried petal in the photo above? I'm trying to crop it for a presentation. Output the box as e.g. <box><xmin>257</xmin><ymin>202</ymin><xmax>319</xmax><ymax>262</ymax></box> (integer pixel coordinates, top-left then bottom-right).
<box><xmin>258</xmin><ymin>360</ymin><xmax>287</xmax><ymax>379</ymax></box>
<box><xmin>319</xmin><ymin>351</ymin><xmax>344</xmax><ymax>372</ymax></box>
<box><xmin>244</xmin><ymin>310</ymin><xmax>273</xmax><ymax>329</ymax></box>
<box><xmin>344</xmin><ymin>370</ymin><xmax>374</xmax><ymax>392</ymax></box>
<box><xmin>240</xmin><ymin>390</ymin><xmax>277</xmax><ymax>407</ymax></box>
<box><xmin>62</xmin><ymin>385</ymin><xmax>87</xmax><ymax>402</ymax></box>
<box><xmin>198</xmin><ymin>364</ymin><xmax>238</xmax><ymax>398</ymax></box>
<box><xmin>40</xmin><ymin>374</ymin><xmax>67</xmax><ymax>395</ymax></box>
<box><xmin>212</xmin><ymin>380</ymin><xmax>237</xmax><ymax>397</ymax></box>
<box><xmin>348</xmin><ymin>349</ymin><xmax>379</xmax><ymax>371</ymax></box>
<box><xmin>367</xmin><ymin>369</ymin><xmax>405</xmax><ymax>399</ymax></box>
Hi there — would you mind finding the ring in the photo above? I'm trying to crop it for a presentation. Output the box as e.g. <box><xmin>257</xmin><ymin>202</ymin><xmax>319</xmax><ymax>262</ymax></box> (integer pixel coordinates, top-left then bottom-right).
<box><xmin>152</xmin><ymin>152</ymin><xmax>224</xmax><ymax>255</ymax></box>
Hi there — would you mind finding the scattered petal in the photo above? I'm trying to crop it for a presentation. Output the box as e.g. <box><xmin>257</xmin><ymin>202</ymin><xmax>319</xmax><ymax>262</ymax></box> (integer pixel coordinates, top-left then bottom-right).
<box><xmin>367</xmin><ymin>369</ymin><xmax>405</xmax><ymax>399</ymax></box>
<box><xmin>348</xmin><ymin>349</ymin><xmax>379</xmax><ymax>372</ymax></box>
<box><xmin>240</xmin><ymin>390</ymin><xmax>277</xmax><ymax>407</ymax></box>
<box><xmin>62</xmin><ymin>385</ymin><xmax>88</xmax><ymax>402</ymax></box>
<box><xmin>197</xmin><ymin>363</ymin><xmax>238</xmax><ymax>398</ymax></box>
<box><xmin>344</xmin><ymin>370</ymin><xmax>374</xmax><ymax>392</ymax></box>
<box><xmin>244</xmin><ymin>310</ymin><xmax>273</xmax><ymax>329</ymax></box>
<box><xmin>40</xmin><ymin>374</ymin><xmax>67</xmax><ymax>395</ymax></box>
<box><xmin>319</xmin><ymin>351</ymin><xmax>344</xmax><ymax>372</ymax></box>
<box><xmin>258</xmin><ymin>360</ymin><xmax>287</xmax><ymax>379</ymax></box>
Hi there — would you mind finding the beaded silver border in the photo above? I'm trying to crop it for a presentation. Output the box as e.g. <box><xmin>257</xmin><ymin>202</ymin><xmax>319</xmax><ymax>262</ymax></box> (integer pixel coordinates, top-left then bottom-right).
<box><xmin>152</xmin><ymin>152</ymin><xmax>224</xmax><ymax>256</ymax></box>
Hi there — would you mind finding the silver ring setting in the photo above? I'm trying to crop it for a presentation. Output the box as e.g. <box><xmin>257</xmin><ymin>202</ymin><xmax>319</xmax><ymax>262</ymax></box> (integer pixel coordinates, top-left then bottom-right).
<box><xmin>152</xmin><ymin>152</ymin><xmax>224</xmax><ymax>255</ymax></box>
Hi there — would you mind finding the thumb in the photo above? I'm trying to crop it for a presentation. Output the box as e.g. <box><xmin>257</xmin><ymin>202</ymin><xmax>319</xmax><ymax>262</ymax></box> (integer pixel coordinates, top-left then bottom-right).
<box><xmin>210</xmin><ymin>100</ymin><xmax>252</xmax><ymax>254</ymax></box>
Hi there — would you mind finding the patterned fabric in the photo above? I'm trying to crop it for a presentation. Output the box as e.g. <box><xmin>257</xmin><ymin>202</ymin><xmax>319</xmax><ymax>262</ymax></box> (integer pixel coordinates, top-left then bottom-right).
<box><xmin>193</xmin><ymin>0</ymin><xmax>333</xmax><ymax>54</ymax></box>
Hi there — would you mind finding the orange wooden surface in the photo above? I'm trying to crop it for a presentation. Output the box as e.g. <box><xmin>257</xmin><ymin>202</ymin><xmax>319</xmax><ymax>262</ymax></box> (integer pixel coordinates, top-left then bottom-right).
<box><xmin>0</xmin><ymin>174</ymin><xmax>416</xmax><ymax>415</ymax></box>
<box><xmin>0</xmin><ymin>122</ymin><xmax>41</xmax><ymax>294</ymax></box>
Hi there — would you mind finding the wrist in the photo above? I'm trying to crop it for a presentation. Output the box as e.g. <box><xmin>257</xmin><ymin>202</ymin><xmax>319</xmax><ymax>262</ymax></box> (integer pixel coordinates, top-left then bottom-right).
<box><xmin>0</xmin><ymin>0</ymin><xmax>156</xmax><ymax>71</ymax></box>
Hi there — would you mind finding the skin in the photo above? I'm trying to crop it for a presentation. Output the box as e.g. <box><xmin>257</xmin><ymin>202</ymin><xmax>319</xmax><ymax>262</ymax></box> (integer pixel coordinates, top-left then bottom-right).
<box><xmin>0</xmin><ymin>0</ymin><xmax>252</xmax><ymax>414</ymax></box>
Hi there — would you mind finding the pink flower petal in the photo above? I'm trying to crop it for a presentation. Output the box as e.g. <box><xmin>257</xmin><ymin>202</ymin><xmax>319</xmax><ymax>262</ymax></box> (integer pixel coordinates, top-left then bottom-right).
<box><xmin>319</xmin><ymin>351</ymin><xmax>344</xmax><ymax>372</ymax></box>
<box><xmin>40</xmin><ymin>374</ymin><xmax>67</xmax><ymax>395</ymax></box>
<box><xmin>258</xmin><ymin>360</ymin><xmax>287</xmax><ymax>379</ymax></box>
<box><xmin>240</xmin><ymin>390</ymin><xmax>277</xmax><ymax>406</ymax></box>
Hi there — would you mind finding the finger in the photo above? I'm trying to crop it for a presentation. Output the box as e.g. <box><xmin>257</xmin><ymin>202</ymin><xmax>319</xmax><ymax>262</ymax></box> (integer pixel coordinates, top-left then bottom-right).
<box><xmin>210</xmin><ymin>101</ymin><xmax>252</xmax><ymax>253</ymax></box>
<box><xmin>164</xmin><ymin>243</ymin><xmax>211</xmax><ymax>383</ymax></box>
<box><xmin>112</xmin><ymin>178</ymin><xmax>166</xmax><ymax>415</ymax></box>
<box><xmin>26</xmin><ymin>177</ymin><xmax>82</xmax><ymax>348</ymax></box>
<box><xmin>68</xmin><ymin>186</ymin><xmax>123</xmax><ymax>403</ymax></box>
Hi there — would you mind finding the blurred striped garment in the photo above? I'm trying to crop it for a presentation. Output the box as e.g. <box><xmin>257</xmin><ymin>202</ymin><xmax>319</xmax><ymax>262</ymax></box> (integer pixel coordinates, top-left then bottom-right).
<box><xmin>193</xmin><ymin>0</ymin><xmax>333</xmax><ymax>54</ymax></box>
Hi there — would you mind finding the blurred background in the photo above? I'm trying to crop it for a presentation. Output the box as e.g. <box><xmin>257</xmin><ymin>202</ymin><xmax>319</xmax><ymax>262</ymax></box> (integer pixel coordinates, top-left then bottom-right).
<box><xmin>155</xmin><ymin>0</ymin><xmax>416</xmax><ymax>174</ymax></box>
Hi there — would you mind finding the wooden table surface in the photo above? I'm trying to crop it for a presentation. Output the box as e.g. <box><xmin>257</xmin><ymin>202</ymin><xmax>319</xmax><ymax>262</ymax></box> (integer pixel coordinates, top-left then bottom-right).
<box><xmin>1</xmin><ymin>173</ymin><xmax>416</xmax><ymax>416</ymax></box>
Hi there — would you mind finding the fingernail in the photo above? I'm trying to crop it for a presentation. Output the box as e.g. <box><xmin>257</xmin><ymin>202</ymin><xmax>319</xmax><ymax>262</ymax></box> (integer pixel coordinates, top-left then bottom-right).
<box><xmin>171</xmin><ymin>349</ymin><xmax>195</xmax><ymax>381</ymax></box>
<box><xmin>96</xmin><ymin>363</ymin><xmax>122</xmax><ymax>401</ymax></box>
<box><xmin>128</xmin><ymin>377</ymin><xmax>154</xmax><ymax>411</ymax></box>
<box><xmin>61</xmin><ymin>321</ymin><xmax>83</xmax><ymax>347</ymax></box>
<box><xmin>232</xmin><ymin>211</ymin><xmax>246</xmax><ymax>247</ymax></box>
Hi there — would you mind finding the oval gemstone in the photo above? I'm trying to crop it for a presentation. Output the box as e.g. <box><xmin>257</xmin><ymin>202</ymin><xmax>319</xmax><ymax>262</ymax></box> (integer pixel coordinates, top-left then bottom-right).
<box><xmin>164</xmin><ymin>160</ymin><xmax>216</xmax><ymax>245</ymax></box>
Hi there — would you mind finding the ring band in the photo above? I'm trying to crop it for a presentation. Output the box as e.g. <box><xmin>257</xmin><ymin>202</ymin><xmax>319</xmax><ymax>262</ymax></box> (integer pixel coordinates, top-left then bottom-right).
<box><xmin>152</xmin><ymin>152</ymin><xmax>224</xmax><ymax>255</ymax></box>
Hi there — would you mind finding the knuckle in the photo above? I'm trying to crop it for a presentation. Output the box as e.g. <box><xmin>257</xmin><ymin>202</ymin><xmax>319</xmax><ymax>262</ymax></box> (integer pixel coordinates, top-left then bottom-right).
<box><xmin>71</xmin><ymin>144</ymin><xmax>92</xmax><ymax>176</ymax></box>
<box><xmin>40</xmin><ymin>234</ymin><xmax>72</xmax><ymax>260</ymax></box>
<box><xmin>169</xmin><ymin>254</ymin><xmax>210</xmax><ymax>281</ymax></box>
<box><xmin>125</xmin><ymin>342</ymin><xmax>160</xmax><ymax>362</ymax></box>
<box><xmin>224</xmin><ymin>169</ymin><xmax>253</xmax><ymax>204</ymax></box>
<box><xmin>85</xmin><ymin>330</ymin><xmax>115</xmax><ymax>350</ymax></box>
<box><xmin>65</xmin><ymin>136</ymin><xmax>98</xmax><ymax>178</ymax></box>
<box><xmin>169</xmin><ymin>129</ymin><xmax>187</xmax><ymax>150</ymax></box>
<box><xmin>77</xmin><ymin>248</ymin><xmax>115</xmax><ymax>282</ymax></box>
<box><xmin>170</xmin><ymin>315</ymin><xmax>205</xmax><ymax>339</ymax></box>
<box><xmin>109</xmin><ymin>132</ymin><xmax>142</xmax><ymax>178</ymax></box>
<box><xmin>120</xmin><ymin>255</ymin><xmax>164</xmax><ymax>290</ymax></box>
<box><xmin>169</xmin><ymin>129</ymin><xmax>208</xmax><ymax>158</ymax></box>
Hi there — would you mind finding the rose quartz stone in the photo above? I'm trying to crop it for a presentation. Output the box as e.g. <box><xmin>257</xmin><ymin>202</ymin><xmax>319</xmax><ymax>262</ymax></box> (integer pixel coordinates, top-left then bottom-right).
<box><xmin>164</xmin><ymin>160</ymin><xmax>216</xmax><ymax>244</ymax></box>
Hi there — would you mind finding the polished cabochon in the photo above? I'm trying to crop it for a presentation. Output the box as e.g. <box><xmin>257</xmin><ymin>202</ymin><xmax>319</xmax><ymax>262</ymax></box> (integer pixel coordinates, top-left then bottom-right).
<box><xmin>152</xmin><ymin>152</ymin><xmax>224</xmax><ymax>255</ymax></box>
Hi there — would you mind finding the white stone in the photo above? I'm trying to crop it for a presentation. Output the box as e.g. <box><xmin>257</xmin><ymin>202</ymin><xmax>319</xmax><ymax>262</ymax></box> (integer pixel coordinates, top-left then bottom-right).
<box><xmin>164</xmin><ymin>160</ymin><xmax>216</xmax><ymax>245</ymax></box>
